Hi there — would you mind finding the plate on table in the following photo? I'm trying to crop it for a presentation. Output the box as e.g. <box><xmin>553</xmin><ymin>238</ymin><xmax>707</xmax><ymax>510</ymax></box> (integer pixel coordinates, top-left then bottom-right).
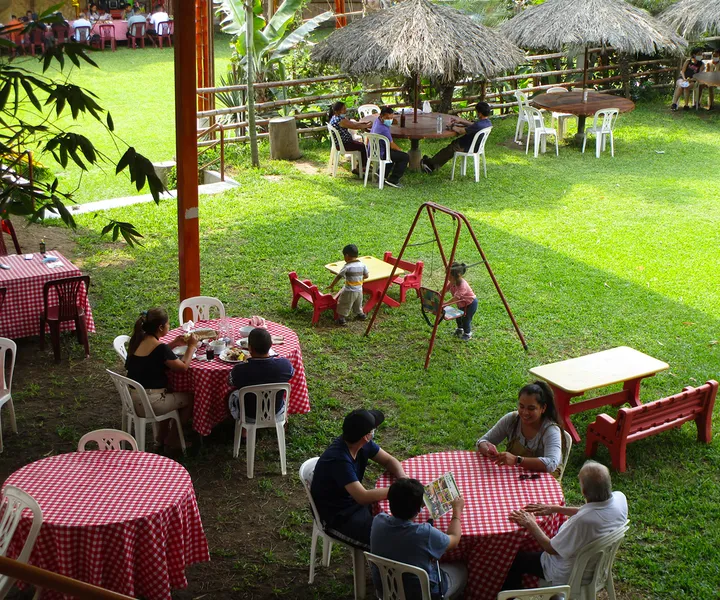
<box><xmin>239</xmin><ymin>326</ymin><xmax>255</xmax><ymax>337</ymax></box>
<box><xmin>219</xmin><ymin>347</ymin><xmax>248</xmax><ymax>363</ymax></box>
<box><xmin>173</xmin><ymin>345</ymin><xmax>197</xmax><ymax>359</ymax></box>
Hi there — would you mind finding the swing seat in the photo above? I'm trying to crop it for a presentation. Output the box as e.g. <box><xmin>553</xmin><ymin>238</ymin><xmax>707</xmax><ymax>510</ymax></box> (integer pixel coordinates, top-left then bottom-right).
<box><xmin>419</xmin><ymin>287</ymin><xmax>464</xmax><ymax>326</ymax></box>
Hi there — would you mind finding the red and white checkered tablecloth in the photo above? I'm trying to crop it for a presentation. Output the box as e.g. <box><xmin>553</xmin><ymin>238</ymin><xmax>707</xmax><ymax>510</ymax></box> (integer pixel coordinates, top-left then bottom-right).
<box><xmin>0</xmin><ymin>251</ymin><xmax>95</xmax><ymax>340</ymax></box>
<box><xmin>3</xmin><ymin>451</ymin><xmax>209</xmax><ymax>600</ymax></box>
<box><xmin>164</xmin><ymin>318</ymin><xmax>311</xmax><ymax>436</ymax></box>
<box><xmin>376</xmin><ymin>451</ymin><xmax>566</xmax><ymax>600</ymax></box>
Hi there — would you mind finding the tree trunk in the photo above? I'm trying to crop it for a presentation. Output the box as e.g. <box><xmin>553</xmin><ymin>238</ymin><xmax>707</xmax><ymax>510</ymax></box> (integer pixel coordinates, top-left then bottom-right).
<box><xmin>269</xmin><ymin>117</ymin><xmax>301</xmax><ymax>160</ymax></box>
<box><xmin>438</xmin><ymin>82</ymin><xmax>455</xmax><ymax>114</ymax></box>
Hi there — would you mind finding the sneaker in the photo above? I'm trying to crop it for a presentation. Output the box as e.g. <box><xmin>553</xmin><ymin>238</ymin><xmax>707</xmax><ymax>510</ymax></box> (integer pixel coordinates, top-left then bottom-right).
<box><xmin>461</xmin><ymin>332</ymin><xmax>473</xmax><ymax>342</ymax></box>
<box><xmin>671</xmin><ymin>103</ymin><xmax>678</xmax><ymax>111</ymax></box>
<box><xmin>355</xmin><ymin>313</ymin><xmax>367</xmax><ymax>321</ymax></box>
<box><xmin>421</xmin><ymin>160</ymin><xmax>434</xmax><ymax>174</ymax></box>
<box><xmin>454</xmin><ymin>328</ymin><xmax>464</xmax><ymax>337</ymax></box>
<box><xmin>384</xmin><ymin>179</ymin><xmax>401</xmax><ymax>188</ymax></box>
<box><xmin>335</xmin><ymin>317</ymin><xmax>347</xmax><ymax>326</ymax></box>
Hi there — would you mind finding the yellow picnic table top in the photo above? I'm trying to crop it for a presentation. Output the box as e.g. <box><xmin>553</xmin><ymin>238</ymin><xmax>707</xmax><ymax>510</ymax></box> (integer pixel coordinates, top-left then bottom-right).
<box><xmin>529</xmin><ymin>346</ymin><xmax>669</xmax><ymax>395</ymax></box>
<box><xmin>324</xmin><ymin>255</ymin><xmax>405</xmax><ymax>283</ymax></box>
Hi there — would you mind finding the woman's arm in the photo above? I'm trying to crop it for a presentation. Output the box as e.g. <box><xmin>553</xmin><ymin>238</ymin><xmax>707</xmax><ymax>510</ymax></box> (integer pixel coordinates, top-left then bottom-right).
<box><xmin>164</xmin><ymin>336</ymin><xmax>198</xmax><ymax>372</ymax></box>
<box><xmin>495</xmin><ymin>421</ymin><xmax>562</xmax><ymax>472</ymax></box>
<box><xmin>476</xmin><ymin>412</ymin><xmax>514</xmax><ymax>454</ymax></box>
<box><xmin>680</xmin><ymin>59</ymin><xmax>691</xmax><ymax>78</ymax></box>
<box><xmin>339</xmin><ymin>117</ymin><xmax>369</xmax><ymax>130</ymax></box>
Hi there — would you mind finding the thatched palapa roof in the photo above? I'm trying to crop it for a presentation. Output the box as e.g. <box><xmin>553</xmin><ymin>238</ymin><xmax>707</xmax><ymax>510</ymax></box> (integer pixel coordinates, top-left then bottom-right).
<box><xmin>660</xmin><ymin>0</ymin><xmax>720</xmax><ymax>38</ymax></box>
<box><xmin>500</xmin><ymin>0</ymin><xmax>687</xmax><ymax>56</ymax></box>
<box><xmin>311</xmin><ymin>0</ymin><xmax>524</xmax><ymax>82</ymax></box>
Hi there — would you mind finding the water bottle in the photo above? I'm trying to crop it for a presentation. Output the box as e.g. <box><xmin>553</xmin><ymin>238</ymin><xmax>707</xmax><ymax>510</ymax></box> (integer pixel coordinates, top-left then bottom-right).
<box><xmin>436</xmin><ymin>115</ymin><xmax>443</xmax><ymax>134</ymax></box>
<box><xmin>400</xmin><ymin>112</ymin><xmax>406</xmax><ymax>128</ymax></box>
<box><xmin>422</xmin><ymin>100</ymin><xmax>431</xmax><ymax>113</ymax></box>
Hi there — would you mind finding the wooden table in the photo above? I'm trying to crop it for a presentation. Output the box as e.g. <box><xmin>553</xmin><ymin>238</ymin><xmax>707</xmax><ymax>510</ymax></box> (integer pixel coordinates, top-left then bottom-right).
<box><xmin>325</xmin><ymin>255</ymin><xmax>405</xmax><ymax>313</ymax></box>
<box><xmin>365</xmin><ymin>112</ymin><xmax>457</xmax><ymax>171</ymax></box>
<box><xmin>692</xmin><ymin>72</ymin><xmax>720</xmax><ymax>109</ymax></box>
<box><xmin>531</xmin><ymin>91</ymin><xmax>635</xmax><ymax>142</ymax></box>
<box><xmin>529</xmin><ymin>346</ymin><xmax>669</xmax><ymax>443</ymax></box>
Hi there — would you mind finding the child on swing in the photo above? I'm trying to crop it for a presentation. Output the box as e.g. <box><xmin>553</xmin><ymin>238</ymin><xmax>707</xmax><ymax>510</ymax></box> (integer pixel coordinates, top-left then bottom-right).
<box><xmin>449</xmin><ymin>262</ymin><xmax>477</xmax><ymax>341</ymax></box>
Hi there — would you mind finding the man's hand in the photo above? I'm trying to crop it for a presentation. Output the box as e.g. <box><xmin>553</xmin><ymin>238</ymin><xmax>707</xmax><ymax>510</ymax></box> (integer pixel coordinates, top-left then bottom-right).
<box><xmin>525</xmin><ymin>503</ymin><xmax>555</xmax><ymax>516</ymax></box>
<box><xmin>509</xmin><ymin>509</ymin><xmax>536</xmax><ymax>529</ymax></box>
<box><xmin>493</xmin><ymin>452</ymin><xmax>517</xmax><ymax>466</ymax></box>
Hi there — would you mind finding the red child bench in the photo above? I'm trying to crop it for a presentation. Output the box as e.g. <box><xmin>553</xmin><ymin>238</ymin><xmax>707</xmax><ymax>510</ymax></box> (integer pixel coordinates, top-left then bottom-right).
<box><xmin>288</xmin><ymin>271</ymin><xmax>338</xmax><ymax>325</ymax></box>
<box><xmin>585</xmin><ymin>380</ymin><xmax>718</xmax><ymax>472</ymax></box>
<box><xmin>382</xmin><ymin>251</ymin><xmax>424</xmax><ymax>303</ymax></box>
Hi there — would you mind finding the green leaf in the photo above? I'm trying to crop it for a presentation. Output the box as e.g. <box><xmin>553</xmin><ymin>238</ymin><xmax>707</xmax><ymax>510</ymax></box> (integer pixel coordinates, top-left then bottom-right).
<box><xmin>270</xmin><ymin>11</ymin><xmax>334</xmax><ymax>58</ymax></box>
<box><xmin>0</xmin><ymin>80</ymin><xmax>12</xmax><ymax>112</ymax></box>
<box><xmin>116</xmin><ymin>147</ymin><xmax>136</xmax><ymax>175</ymax></box>
<box><xmin>106</xmin><ymin>112</ymin><xmax>114</xmax><ymax>132</ymax></box>
<box><xmin>20</xmin><ymin>79</ymin><xmax>42</xmax><ymax>111</ymax></box>
<box><xmin>265</xmin><ymin>0</ymin><xmax>305</xmax><ymax>40</ymax></box>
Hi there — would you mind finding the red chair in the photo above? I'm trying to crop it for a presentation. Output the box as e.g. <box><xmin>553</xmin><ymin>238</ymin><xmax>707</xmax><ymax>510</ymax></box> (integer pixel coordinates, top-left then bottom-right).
<box><xmin>40</xmin><ymin>275</ymin><xmax>91</xmax><ymax>363</ymax></box>
<box><xmin>128</xmin><ymin>22</ymin><xmax>146</xmax><ymax>49</ymax></box>
<box><xmin>382</xmin><ymin>251</ymin><xmax>424</xmax><ymax>303</ymax></box>
<box><xmin>289</xmin><ymin>272</ymin><xmax>338</xmax><ymax>325</ymax></box>
<box><xmin>156</xmin><ymin>20</ymin><xmax>173</xmax><ymax>48</ymax></box>
<box><xmin>51</xmin><ymin>23</ymin><xmax>70</xmax><ymax>44</ymax></box>
<box><xmin>74</xmin><ymin>26</ymin><xmax>91</xmax><ymax>45</ymax></box>
<box><xmin>26</xmin><ymin>28</ymin><xmax>45</xmax><ymax>55</ymax></box>
<box><xmin>0</xmin><ymin>220</ymin><xmax>21</xmax><ymax>257</ymax></box>
<box><xmin>98</xmin><ymin>23</ymin><xmax>116</xmax><ymax>51</ymax></box>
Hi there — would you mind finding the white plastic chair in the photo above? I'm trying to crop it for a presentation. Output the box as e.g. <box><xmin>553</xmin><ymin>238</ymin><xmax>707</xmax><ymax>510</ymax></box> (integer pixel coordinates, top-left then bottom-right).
<box><xmin>0</xmin><ymin>485</ymin><xmax>43</xmax><ymax>598</ymax></box>
<box><xmin>232</xmin><ymin>383</ymin><xmax>289</xmax><ymax>479</ymax></box>
<box><xmin>328</xmin><ymin>124</ymin><xmax>361</xmax><ymax>177</ymax></box>
<box><xmin>106</xmin><ymin>369</ymin><xmax>186</xmax><ymax>453</ymax></box>
<box><xmin>451</xmin><ymin>126</ymin><xmax>493</xmax><ymax>182</ymax></box>
<box><xmin>0</xmin><ymin>338</ymin><xmax>17</xmax><ymax>454</ymax></box>
<box><xmin>365</xmin><ymin>551</ymin><xmax>432</xmax><ymax>600</ymax></box>
<box><xmin>524</xmin><ymin>107</ymin><xmax>559</xmax><ymax>158</ymax></box>
<box><xmin>299</xmin><ymin>457</ymin><xmax>366</xmax><ymax>600</ymax></box>
<box><xmin>514</xmin><ymin>90</ymin><xmax>530</xmax><ymax>143</ymax></box>
<box><xmin>364</xmin><ymin>133</ymin><xmax>393</xmax><ymax>190</ymax></box>
<box><xmin>557</xmin><ymin>428</ymin><xmax>573</xmax><ymax>483</ymax></box>
<box><xmin>547</xmin><ymin>87</ymin><xmax>577</xmax><ymax>139</ymax></box>
<box><xmin>358</xmin><ymin>104</ymin><xmax>381</xmax><ymax>118</ymax></box>
<box><xmin>582</xmin><ymin>109</ymin><xmax>619</xmax><ymax>159</ymax></box>
<box><xmin>178</xmin><ymin>295</ymin><xmax>225</xmax><ymax>324</ymax></box>
<box><xmin>497</xmin><ymin>585</ymin><xmax>571</xmax><ymax>600</ymax></box>
<box><xmin>77</xmin><ymin>428</ymin><xmax>139</xmax><ymax>452</ymax></box>
<box><xmin>113</xmin><ymin>334</ymin><xmax>130</xmax><ymax>362</ymax></box>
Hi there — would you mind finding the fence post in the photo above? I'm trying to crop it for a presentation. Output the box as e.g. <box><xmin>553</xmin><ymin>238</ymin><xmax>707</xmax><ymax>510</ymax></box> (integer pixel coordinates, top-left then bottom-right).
<box><xmin>220</xmin><ymin>127</ymin><xmax>225</xmax><ymax>182</ymax></box>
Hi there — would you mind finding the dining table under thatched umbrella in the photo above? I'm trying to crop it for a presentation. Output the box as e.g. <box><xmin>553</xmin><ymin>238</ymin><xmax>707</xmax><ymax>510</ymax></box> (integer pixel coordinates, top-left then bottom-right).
<box><xmin>660</xmin><ymin>0</ymin><xmax>720</xmax><ymax>38</ymax></box>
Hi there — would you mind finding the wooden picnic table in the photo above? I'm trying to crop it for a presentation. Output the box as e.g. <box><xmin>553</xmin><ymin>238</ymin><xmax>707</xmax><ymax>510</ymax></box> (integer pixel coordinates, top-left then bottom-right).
<box><xmin>531</xmin><ymin>91</ymin><xmax>635</xmax><ymax>142</ymax></box>
<box><xmin>529</xmin><ymin>346</ymin><xmax>669</xmax><ymax>443</ymax></box>
<box><xmin>325</xmin><ymin>255</ymin><xmax>405</xmax><ymax>313</ymax></box>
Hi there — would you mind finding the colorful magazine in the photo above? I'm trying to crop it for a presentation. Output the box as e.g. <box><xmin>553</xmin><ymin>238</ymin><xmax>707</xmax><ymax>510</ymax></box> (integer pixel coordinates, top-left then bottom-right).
<box><xmin>423</xmin><ymin>472</ymin><xmax>460</xmax><ymax>519</ymax></box>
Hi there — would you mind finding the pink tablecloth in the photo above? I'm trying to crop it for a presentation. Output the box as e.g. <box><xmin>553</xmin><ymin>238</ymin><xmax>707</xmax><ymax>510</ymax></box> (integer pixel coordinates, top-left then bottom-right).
<box><xmin>4</xmin><ymin>451</ymin><xmax>209</xmax><ymax>600</ymax></box>
<box><xmin>376</xmin><ymin>451</ymin><xmax>566</xmax><ymax>600</ymax></box>
<box><xmin>164</xmin><ymin>318</ymin><xmax>311</xmax><ymax>435</ymax></box>
<box><xmin>0</xmin><ymin>251</ymin><xmax>95</xmax><ymax>339</ymax></box>
<box><xmin>69</xmin><ymin>19</ymin><xmax>128</xmax><ymax>40</ymax></box>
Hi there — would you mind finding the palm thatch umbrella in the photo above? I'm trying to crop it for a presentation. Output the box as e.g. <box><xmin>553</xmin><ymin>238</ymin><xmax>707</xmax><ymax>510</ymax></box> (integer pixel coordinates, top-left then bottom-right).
<box><xmin>660</xmin><ymin>0</ymin><xmax>720</xmax><ymax>38</ymax></box>
<box><xmin>311</xmin><ymin>0</ymin><xmax>524</xmax><ymax>121</ymax></box>
<box><xmin>500</xmin><ymin>0</ymin><xmax>687</xmax><ymax>90</ymax></box>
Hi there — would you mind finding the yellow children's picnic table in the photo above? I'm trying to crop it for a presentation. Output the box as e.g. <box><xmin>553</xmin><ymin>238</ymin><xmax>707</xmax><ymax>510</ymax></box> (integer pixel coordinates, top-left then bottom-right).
<box><xmin>325</xmin><ymin>256</ymin><xmax>406</xmax><ymax>313</ymax></box>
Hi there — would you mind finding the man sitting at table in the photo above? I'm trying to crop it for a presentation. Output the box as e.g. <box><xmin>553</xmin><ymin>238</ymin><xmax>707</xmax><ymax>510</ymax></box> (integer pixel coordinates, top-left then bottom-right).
<box><xmin>147</xmin><ymin>4</ymin><xmax>169</xmax><ymax>37</ymax></box>
<box><xmin>72</xmin><ymin>13</ymin><xmax>93</xmax><ymax>40</ymax></box>
<box><xmin>501</xmin><ymin>460</ymin><xmax>628</xmax><ymax>591</ymax></box>
<box><xmin>311</xmin><ymin>409</ymin><xmax>407</xmax><ymax>549</ymax></box>
<box><xmin>227</xmin><ymin>327</ymin><xmax>293</xmax><ymax>422</ymax></box>
<box><xmin>371</xmin><ymin>478</ymin><xmax>467</xmax><ymax>599</ymax></box>
<box><xmin>127</xmin><ymin>7</ymin><xmax>148</xmax><ymax>30</ymax></box>
<box><xmin>368</xmin><ymin>106</ymin><xmax>410</xmax><ymax>188</ymax></box>
<box><xmin>421</xmin><ymin>101</ymin><xmax>492</xmax><ymax>174</ymax></box>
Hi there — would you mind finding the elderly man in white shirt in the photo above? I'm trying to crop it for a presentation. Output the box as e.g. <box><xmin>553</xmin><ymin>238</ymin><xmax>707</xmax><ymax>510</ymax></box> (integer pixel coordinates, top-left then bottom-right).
<box><xmin>501</xmin><ymin>460</ymin><xmax>628</xmax><ymax>591</ymax></box>
<box><xmin>72</xmin><ymin>13</ymin><xmax>93</xmax><ymax>41</ymax></box>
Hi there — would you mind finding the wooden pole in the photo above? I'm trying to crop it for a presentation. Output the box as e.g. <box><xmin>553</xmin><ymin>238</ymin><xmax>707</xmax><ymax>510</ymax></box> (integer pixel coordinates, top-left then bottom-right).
<box><xmin>175</xmin><ymin>0</ymin><xmax>201</xmax><ymax>301</ymax></box>
<box><xmin>335</xmin><ymin>0</ymin><xmax>346</xmax><ymax>27</ymax></box>
<box><xmin>245</xmin><ymin>0</ymin><xmax>259</xmax><ymax>167</ymax></box>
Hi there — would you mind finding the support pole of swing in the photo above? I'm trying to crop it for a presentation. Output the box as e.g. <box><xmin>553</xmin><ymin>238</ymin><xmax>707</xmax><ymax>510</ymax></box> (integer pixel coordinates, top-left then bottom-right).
<box><xmin>246</xmin><ymin>0</ymin><xmax>259</xmax><ymax>168</ymax></box>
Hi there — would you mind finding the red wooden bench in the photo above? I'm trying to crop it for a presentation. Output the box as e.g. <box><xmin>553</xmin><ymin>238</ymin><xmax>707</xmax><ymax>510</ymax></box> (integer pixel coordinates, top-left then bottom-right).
<box><xmin>382</xmin><ymin>251</ymin><xmax>424</xmax><ymax>303</ymax></box>
<box><xmin>585</xmin><ymin>380</ymin><xmax>718</xmax><ymax>472</ymax></box>
<box><xmin>288</xmin><ymin>272</ymin><xmax>338</xmax><ymax>325</ymax></box>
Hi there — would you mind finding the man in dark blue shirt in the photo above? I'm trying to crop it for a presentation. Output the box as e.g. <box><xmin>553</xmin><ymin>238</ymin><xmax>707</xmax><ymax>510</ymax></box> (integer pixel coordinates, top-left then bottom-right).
<box><xmin>228</xmin><ymin>327</ymin><xmax>293</xmax><ymax>420</ymax></box>
<box><xmin>421</xmin><ymin>102</ymin><xmax>492</xmax><ymax>173</ymax></box>
<box><xmin>311</xmin><ymin>409</ymin><xmax>407</xmax><ymax>549</ymax></box>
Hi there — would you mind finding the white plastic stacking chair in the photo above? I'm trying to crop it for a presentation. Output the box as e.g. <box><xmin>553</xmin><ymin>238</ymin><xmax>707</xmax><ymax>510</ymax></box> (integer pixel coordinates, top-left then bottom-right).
<box><xmin>113</xmin><ymin>334</ymin><xmax>130</xmax><ymax>362</ymax></box>
<box><xmin>299</xmin><ymin>457</ymin><xmax>367</xmax><ymax>600</ymax></box>
<box><xmin>106</xmin><ymin>369</ymin><xmax>186</xmax><ymax>453</ymax></box>
<box><xmin>451</xmin><ymin>126</ymin><xmax>493</xmax><ymax>182</ymax></box>
<box><xmin>497</xmin><ymin>585</ymin><xmax>571</xmax><ymax>600</ymax></box>
<box><xmin>365</xmin><ymin>552</ymin><xmax>432</xmax><ymax>600</ymax></box>
<box><xmin>524</xmin><ymin>107</ymin><xmax>559</xmax><ymax>158</ymax></box>
<box><xmin>364</xmin><ymin>133</ymin><xmax>393</xmax><ymax>190</ymax></box>
<box><xmin>557</xmin><ymin>428</ymin><xmax>573</xmax><ymax>483</ymax></box>
<box><xmin>233</xmin><ymin>383</ymin><xmax>290</xmax><ymax>478</ymax></box>
<box><xmin>0</xmin><ymin>485</ymin><xmax>43</xmax><ymax>598</ymax></box>
<box><xmin>0</xmin><ymin>338</ymin><xmax>17</xmax><ymax>454</ymax></box>
<box><xmin>77</xmin><ymin>428</ymin><xmax>139</xmax><ymax>452</ymax></box>
<box><xmin>582</xmin><ymin>109</ymin><xmax>619</xmax><ymax>159</ymax></box>
<box><xmin>178</xmin><ymin>295</ymin><xmax>225</xmax><ymax>324</ymax></box>
<box><xmin>328</xmin><ymin>124</ymin><xmax>361</xmax><ymax>177</ymax></box>
<box><xmin>358</xmin><ymin>104</ymin><xmax>381</xmax><ymax>118</ymax></box>
<box><xmin>547</xmin><ymin>87</ymin><xmax>577</xmax><ymax>139</ymax></box>
<box><xmin>514</xmin><ymin>90</ymin><xmax>531</xmax><ymax>143</ymax></box>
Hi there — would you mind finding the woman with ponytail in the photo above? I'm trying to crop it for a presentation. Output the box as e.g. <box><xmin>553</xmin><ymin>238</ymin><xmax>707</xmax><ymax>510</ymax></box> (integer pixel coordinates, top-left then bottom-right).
<box><xmin>476</xmin><ymin>381</ymin><xmax>564</xmax><ymax>478</ymax></box>
<box><xmin>125</xmin><ymin>308</ymin><xmax>198</xmax><ymax>449</ymax></box>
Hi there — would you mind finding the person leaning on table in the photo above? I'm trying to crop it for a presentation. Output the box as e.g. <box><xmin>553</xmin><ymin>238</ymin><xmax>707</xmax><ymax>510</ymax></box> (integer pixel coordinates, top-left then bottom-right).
<box><xmin>476</xmin><ymin>381</ymin><xmax>564</xmax><ymax>478</ymax></box>
<box><xmin>501</xmin><ymin>461</ymin><xmax>629</xmax><ymax>591</ymax></box>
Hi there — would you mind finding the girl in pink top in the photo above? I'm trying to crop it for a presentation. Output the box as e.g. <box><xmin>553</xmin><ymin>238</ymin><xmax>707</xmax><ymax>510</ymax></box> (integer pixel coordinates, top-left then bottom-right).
<box><xmin>449</xmin><ymin>262</ymin><xmax>477</xmax><ymax>341</ymax></box>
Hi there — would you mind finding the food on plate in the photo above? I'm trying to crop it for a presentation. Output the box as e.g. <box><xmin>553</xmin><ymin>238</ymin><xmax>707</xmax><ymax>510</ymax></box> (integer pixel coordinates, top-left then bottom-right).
<box><xmin>191</xmin><ymin>328</ymin><xmax>217</xmax><ymax>340</ymax></box>
<box><xmin>221</xmin><ymin>347</ymin><xmax>246</xmax><ymax>362</ymax></box>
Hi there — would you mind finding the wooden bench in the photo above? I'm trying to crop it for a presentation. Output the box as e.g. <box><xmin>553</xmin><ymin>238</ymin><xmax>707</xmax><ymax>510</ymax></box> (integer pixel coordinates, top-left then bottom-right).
<box><xmin>288</xmin><ymin>271</ymin><xmax>338</xmax><ymax>325</ymax></box>
<box><xmin>382</xmin><ymin>251</ymin><xmax>424</xmax><ymax>303</ymax></box>
<box><xmin>585</xmin><ymin>380</ymin><xmax>718</xmax><ymax>472</ymax></box>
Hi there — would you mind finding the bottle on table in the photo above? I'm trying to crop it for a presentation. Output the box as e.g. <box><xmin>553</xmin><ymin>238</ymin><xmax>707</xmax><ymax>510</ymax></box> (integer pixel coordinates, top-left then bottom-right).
<box><xmin>422</xmin><ymin>100</ymin><xmax>432</xmax><ymax>113</ymax></box>
<box><xmin>436</xmin><ymin>115</ymin><xmax>443</xmax><ymax>134</ymax></box>
<box><xmin>39</xmin><ymin>239</ymin><xmax>46</xmax><ymax>254</ymax></box>
<box><xmin>400</xmin><ymin>112</ymin><xmax>406</xmax><ymax>128</ymax></box>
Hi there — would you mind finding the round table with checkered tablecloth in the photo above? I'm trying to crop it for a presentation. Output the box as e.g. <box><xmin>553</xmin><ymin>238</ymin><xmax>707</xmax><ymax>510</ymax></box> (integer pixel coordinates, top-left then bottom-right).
<box><xmin>3</xmin><ymin>451</ymin><xmax>209</xmax><ymax>600</ymax></box>
<box><xmin>376</xmin><ymin>451</ymin><xmax>565</xmax><ymax>600</ymax></box>
<box><xmin>163</xmin><ymin>317</ymin><xmax>310</xmax><ymax>436</ymax></box>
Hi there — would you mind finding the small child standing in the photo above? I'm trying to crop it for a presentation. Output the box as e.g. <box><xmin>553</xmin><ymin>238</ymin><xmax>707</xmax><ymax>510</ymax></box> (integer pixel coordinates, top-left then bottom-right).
<box><xmin>328</xmin><ymin>244</ymin><xmax>369</xmax><ymax>326</ymax></box>
<box><xmin>448</xmin><ymin>262</ymin><xmax>477</xmax><ymax>341</ymax></box>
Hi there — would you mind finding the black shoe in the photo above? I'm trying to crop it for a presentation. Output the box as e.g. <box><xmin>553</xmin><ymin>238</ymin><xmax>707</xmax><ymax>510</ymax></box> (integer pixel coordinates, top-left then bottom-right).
<box><xmin>384</xmin><ymin>179</ymin><xmax>401</xmax><ymax>188</ymax></box>
<box><xmin>421</xmin><ymin>160</ymin><xmax>433</xmax><ymax>174</ymax></box>
<box><xmin>355</xmin><ymin>313</ymin><xmax>367</xmax><ymax>321</ymax></box>
<box><xmin>335</xmin><ymin>317</ymin><xmax>347</xmax><ymax>326</ymax></box>
<box><xmin>671</xmin><ymin>103</ymin><xmax>678</xmax><ymax>111</ymax></box>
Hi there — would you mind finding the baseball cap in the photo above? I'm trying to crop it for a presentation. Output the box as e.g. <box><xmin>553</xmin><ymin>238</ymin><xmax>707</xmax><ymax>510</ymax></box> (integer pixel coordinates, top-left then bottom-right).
<box><xmin>342</xmin><ymin>409</ymin><xmax>385</xmax><ymax>443</ymax></box>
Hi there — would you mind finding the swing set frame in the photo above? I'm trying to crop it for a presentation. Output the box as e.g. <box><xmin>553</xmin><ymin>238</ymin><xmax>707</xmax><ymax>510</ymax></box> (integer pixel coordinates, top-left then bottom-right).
<box><xmin>364</xmin><ymin>202</ymin><xmax>528</xmax><ymax>369</ymax></box>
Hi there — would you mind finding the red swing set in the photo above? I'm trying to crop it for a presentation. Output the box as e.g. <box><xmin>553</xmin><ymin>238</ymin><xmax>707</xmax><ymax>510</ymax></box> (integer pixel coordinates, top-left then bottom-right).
<box><xmin>364</xmin><ymin>202</ymin><xmax>528</xmax><ymax>368</ymax></box>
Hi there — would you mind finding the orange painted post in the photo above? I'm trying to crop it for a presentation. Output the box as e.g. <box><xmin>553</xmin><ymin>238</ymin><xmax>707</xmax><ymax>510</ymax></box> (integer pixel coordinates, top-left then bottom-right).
<box><xmin>335</xmin><ymin>0</ymin><xmax>346</xmax><ymax>28</ymax></box>
<box><xmin>175</xmin><ymin>0</ymin><xmax>201</xmax><ymax>301</ymax></box>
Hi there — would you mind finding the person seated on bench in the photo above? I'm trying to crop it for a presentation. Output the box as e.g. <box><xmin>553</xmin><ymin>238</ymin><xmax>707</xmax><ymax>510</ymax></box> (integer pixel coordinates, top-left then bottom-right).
<box><xmin>476</xmin><ymin>381</ymin><xmax>563</xmax><ymax>477</ymax></box>
<box><xmin>502</xmin><ymin>461</ymin><xmax>628</xmax><ymax>590</ymax></box>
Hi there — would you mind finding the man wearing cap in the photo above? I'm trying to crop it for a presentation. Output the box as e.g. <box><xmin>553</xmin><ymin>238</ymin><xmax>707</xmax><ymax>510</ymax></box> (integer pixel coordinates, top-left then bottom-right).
<box><xmin>311</xmin><ymin>408</ymin><xmax>407</xmax><ymax>549</ymax></box>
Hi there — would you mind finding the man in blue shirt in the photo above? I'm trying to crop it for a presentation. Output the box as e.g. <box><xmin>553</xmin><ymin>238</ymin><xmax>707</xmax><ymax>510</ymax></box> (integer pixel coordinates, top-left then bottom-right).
<box><xmin>311</xmin><ymin>408</ymin><xmax>407</xmax><ymax>549</ymax></box>
<box><xmin>421</xmin><ymin>101</ymin><xmax>492</xmax><ymax>174</ymax></box>
<box><xmin>368</xmin><ymin>106</ymin><xmax>410</xmax><ymax>188</ymax></box>
<box><xmin>371</xmin><ymin>478</ymin><xmax>467</xmax><ymax>599</ymax></box>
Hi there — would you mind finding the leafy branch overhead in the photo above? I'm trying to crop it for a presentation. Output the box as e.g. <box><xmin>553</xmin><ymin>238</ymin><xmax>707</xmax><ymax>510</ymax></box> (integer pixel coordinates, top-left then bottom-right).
<box><xmin>0</xmin><ymin>4</ymin><xmax>165</xmax><ymax>247</ymax></box>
